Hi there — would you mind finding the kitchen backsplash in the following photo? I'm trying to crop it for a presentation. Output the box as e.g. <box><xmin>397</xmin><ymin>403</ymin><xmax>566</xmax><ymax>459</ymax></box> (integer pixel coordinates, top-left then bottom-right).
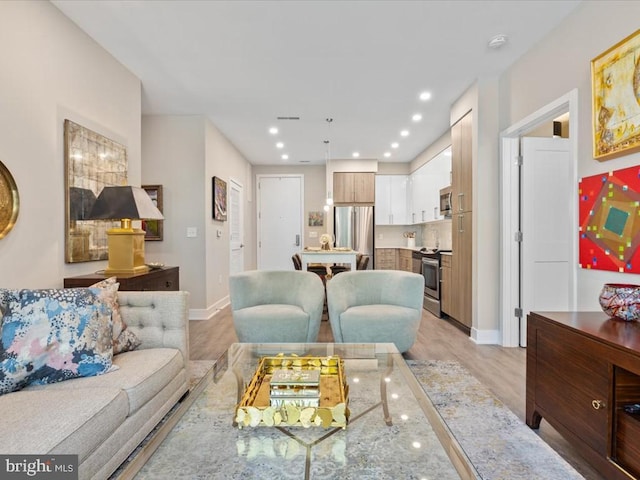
<box><xmin>422</xmin><ymin>220</ymin><xmax>452</xmax><ymax>250</ymax></box>
<box><xmin>375</xmin><ymin>220</ymin><xmax>452</xmax><ymax>249</ymax></box>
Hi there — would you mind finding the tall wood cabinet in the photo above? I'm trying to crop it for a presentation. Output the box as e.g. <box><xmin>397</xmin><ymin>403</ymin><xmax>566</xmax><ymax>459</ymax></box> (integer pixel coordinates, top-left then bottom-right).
<box><xmin>527</xmin><ymin>311</ymin><xmax>640</xmax><ymax>480</ymax></box>
<box><xmin>333</xmin><ymin>172</ymin><xmax>375</xmax><ymax>204</ymax></box>
<box><xmin>450</xmin><ymin>111</ymin><xmax>473</xmax><ymax>329</ymax></box>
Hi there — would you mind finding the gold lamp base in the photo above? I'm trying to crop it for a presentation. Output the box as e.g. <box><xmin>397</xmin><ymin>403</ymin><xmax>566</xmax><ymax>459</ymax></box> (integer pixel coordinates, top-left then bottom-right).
<box><xmin>105</xmin><ymin>227</ymin><xmax>150</xmax><ymax>275</ymax></box>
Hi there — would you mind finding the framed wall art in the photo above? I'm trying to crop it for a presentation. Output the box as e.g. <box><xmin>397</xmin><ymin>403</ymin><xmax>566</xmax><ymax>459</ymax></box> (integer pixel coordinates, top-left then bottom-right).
<box><xmin>308</xmin><ymin>211</ymin><xmax>324</xmax><ymax>227</ymax></box>
<box><xmin>579</xmin><ymin>164</ymin><xmax>640</xmax><ymax>273</ymax></box>
<box><xmin>213</xmin><ymin>176</ymin><xmax>227</xmax><ymax>221</ymax></box>
<box><xmin>591</xmin><ymin>29</ymin><xmax>640</xmax><ymax>160</ymax></box>
<box><xmin>142</xmin><ymin>185</ymin><xmax>163</xmax><ymax>241</ymax></box>
<box><xmin>64</xmin><ymin>119</ymin><xmax>127</xmax><ymax>263</ymax></box>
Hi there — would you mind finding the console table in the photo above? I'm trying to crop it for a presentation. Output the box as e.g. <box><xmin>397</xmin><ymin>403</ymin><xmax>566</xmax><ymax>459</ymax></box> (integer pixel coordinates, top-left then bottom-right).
<box><xmin>526</xmin><ymin>311</ymin><xmax>640</xmax><ymax>480</ymax></box>
<box><xmin>64</xmin><ymin>266</ymin><xmax>179</xmax><ymax>291</ymax></box>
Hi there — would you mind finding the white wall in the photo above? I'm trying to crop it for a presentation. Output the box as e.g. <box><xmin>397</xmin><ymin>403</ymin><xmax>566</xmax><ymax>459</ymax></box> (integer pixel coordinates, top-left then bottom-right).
<box><xmin>500</xmin><ymin>0</ymin><xmax>640</xmax><ymax>311</ymax></box>
<box><xmin>142</xmin><ymin>115</ymin><xmax>253</xmax><ymax>315</ymax></box>
<box><xmin>0</xmin><ymin>1</ymin><xmax>141</xmax><ymax>289</ymax></box>
<box><xmin>142</xmin><ymin>116</ymin><xmax>205</xmax><ymax>306</ymax></box>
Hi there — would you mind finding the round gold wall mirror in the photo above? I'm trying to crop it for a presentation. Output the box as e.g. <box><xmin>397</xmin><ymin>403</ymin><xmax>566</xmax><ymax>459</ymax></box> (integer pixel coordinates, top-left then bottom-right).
<box><xmin>0</xmin><ymin>160</ymin><xmax>19</xmax><ymax>239</ymax></box>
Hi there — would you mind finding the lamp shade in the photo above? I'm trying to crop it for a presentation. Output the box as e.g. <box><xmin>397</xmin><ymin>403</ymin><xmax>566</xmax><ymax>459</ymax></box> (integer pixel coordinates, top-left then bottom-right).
<box><xmin>88</xmin><ymin>186</ymin><xmax>164</xmax><ymax>221</ymax></box>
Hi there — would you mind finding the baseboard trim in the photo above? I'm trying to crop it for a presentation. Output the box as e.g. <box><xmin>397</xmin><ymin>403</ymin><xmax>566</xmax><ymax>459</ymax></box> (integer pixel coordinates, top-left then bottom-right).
<box><xmin>470</xmin><ymin>327</ymin><xmax>500</xmax><ymax>345</ymax></box>
<box><xmin>189</xmin><ymin>296</ymin><xmax>230</xmax><ymax>321</ymax></box>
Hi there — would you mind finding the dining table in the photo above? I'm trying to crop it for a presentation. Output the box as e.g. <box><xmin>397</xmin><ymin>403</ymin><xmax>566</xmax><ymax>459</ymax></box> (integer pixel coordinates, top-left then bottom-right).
<box><xmin>300</xmin><ymin>248</ymin><xmax>357</xmax><ymax>272</ymax></box>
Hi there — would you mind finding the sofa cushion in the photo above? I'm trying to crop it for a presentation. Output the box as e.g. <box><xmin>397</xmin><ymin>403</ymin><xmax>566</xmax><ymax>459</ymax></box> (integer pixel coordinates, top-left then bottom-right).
<box><xmin>233</xmin><ymin>304</ymin><xmax>311</xmax><ymax>343</ymax></box>
<box><xmin>89</xmin><ymin>278</ymin><xmax>141</xmax><ymax>355</ymax></box>
<box><xmin>0</xmin><ymin>288</ymin><xmax>114</xmax><ymax>395</ymax></box>
<box><xmin>26</xmin><ymin>348</ymin><xmax>184</xmax><ymax>416</ymax></box>
<box><xmin>0</xmin><ymin>387</ymin><xmax>128</xmax><ymax>463</ymax></box>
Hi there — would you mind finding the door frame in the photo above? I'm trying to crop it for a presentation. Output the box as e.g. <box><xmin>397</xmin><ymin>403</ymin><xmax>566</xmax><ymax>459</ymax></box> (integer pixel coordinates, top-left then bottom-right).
<box><xmin>256</xmin><ymin>174</ymin><xmax>304</xmax><ymax>270</ymax></box>
<box><xmin>499</xmin><ymin>89</ymin><xmax>578</xmax><ymax>347</ymax></box>
<box><xmin>229</xmin><ymin>177</ymin><xmax>244</xmax><ymax>275</ymax></box>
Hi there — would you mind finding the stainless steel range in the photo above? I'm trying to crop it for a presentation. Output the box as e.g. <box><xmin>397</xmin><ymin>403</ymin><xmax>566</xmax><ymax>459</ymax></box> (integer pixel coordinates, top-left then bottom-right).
<box><xmin>412</xmin><ymin>249</ymin><xmax>451</xmax><ymax>317</ymax></box>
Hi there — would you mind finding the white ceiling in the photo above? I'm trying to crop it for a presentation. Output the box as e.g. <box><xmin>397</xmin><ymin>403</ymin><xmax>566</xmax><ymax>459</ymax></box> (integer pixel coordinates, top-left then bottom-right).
<box><xmin>52</xmin><ymin>0</ymin><xmax>582</xmax><ymax>166</ymax></box>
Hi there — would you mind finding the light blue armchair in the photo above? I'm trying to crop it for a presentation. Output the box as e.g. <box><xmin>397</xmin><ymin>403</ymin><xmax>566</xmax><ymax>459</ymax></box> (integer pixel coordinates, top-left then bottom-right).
<box><xmin>326</xmin><ymin>270</ymin><xmax>425</xmax><ymax>353</ymax></box>
<box><xmin>229</xmin><ymin>270</ymin><xmax>325</xmax><ymax>343</ymax></box>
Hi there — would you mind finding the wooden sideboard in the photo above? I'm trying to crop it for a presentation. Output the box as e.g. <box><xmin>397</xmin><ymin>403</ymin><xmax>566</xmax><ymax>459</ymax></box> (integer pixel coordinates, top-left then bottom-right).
<box><xmin>526</xmin><ymin>311</ymin><xmax>640</xmax><ymax>480</ymax></box>
<box><xmin>64</xmin><ymin>266</ymin><xmax>179</xmax><ymax>291</ymax></box>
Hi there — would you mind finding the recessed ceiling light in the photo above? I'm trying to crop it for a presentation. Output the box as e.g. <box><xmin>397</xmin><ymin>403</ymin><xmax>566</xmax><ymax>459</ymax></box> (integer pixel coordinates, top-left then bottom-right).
<box><xmin>383</xmin><ymin>152</ymin><xmax>391</xmax><ymax>158</ymax></box>
<box><xmin>419</xmin><ymin>91</ymin><xmax>432</xmax><ymax>101</ymax></box>
<box><xmin>412</xmin><ymin>114</ymin><xmax>422</xmax><ymax>122</ymax></box>
<box><xmin>281</xmin><ymin>154</ymin><xmax>289</xmax><ymax>160</ymax></box>
<box><xmin>269</xmin><ymin>127</ymin><xmax>278</xmax><ymax>135</ymax></box>
<box><xmin>276</xmin><ymin>142</ymin><xmax>284</xmax><ymax>149</ymax></box>
<box><xmin>400</xmin><ymin>130</ymin><xmax>409</xmax><ymax>137</ymax></box>
<box><xmin>352</xmin><ymin>152</ymin><xmax>360</xmax><ymax>158</ymax></box>
<box><xmin>391</xmin><ymin>142</ymin><xmax>399</xmax><ymax>149</ymax></box>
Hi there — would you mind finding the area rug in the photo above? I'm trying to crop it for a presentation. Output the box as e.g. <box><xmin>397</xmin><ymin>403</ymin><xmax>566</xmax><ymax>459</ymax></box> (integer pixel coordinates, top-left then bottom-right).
<box><xmin>407</xmin><ymin>360</ymin><xmax>585</xmax><ymax>480</ymax></box>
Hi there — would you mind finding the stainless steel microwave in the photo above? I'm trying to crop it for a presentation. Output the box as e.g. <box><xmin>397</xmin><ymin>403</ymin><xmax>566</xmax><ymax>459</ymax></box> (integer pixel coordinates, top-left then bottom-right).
<box><xmin>439</xmin><ymin>186</ymin><xmax>452</xmax><ymax>217</ymax></box>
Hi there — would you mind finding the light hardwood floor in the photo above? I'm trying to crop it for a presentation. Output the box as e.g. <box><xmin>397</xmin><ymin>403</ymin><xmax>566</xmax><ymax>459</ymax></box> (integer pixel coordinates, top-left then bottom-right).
<box><xmin>190</xmin><ymin>307</ymin><xmax>604</xmax><ymax>480</ymax></box>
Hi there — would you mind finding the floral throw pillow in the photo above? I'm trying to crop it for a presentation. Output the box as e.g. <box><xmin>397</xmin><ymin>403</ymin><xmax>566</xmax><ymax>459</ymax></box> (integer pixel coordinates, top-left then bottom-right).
<box><xmin>90</xmin><ymin>278</ymin><xmax>141</xmax><ymax>354</ymax></box>
<box><xmin>0</xmin><ymin>288</ymin><xmax>114</xmax><ymax>395</ymax></box>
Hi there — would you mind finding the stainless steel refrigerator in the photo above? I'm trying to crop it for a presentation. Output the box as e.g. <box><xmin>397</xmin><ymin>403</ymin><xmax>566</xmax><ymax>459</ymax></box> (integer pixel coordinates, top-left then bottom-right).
<box><xmin>333</xmin><ymin>206</ymin><xmax>374</xmax><ymax>269</ymax></box>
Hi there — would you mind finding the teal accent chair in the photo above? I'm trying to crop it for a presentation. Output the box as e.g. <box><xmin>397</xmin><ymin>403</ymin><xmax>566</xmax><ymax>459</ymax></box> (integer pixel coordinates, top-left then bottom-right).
<box><xmin>229</xmin><ymin>270</ymin><xmax>325</xmax><ymax>343</ymax></box>
<box><xmin>326</xmin><ymin>270</ymin><xmax>425</xmax><ymax>353</ymax></box>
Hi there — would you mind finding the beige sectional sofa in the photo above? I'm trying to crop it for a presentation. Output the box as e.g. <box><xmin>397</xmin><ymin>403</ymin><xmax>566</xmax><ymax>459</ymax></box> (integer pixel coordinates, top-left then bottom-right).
<box><xmin>0</xmin><ymin>290</ymin><xmax>190</xmax><ymax>480</ymax></box>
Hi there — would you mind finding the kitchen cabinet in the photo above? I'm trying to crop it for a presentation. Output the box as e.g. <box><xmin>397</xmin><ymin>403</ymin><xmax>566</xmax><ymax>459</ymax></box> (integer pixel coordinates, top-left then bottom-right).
<box><xmin>398</xmin><ymin>248</ymin><xmax>412</xmax><ymax>272</ymax></box>
<box><xmin>527</xmin><ymin>311</ymin><xmax>640</xmax><ymax>480</ymax></box>
<box><xmin>409</xmin><ymin>150</ymin><xmax>452</xmax><ymax>224</ymax></box>
<box><xmin>440</xmin><ymin>254</ymin><xmax>452</xmax><ymax>316</ymax></box>
<box><xmin>375</xmin><ymin>248</ymin><xmax>397</xmax><ymax>270</ymax></box>
<box><xmin>452</xmin><ymin>212</ymin><xmax>472</xmax><ymax>328</ymax></box>
<box><xmin>375</xmin><ymin>175</ymin><xmax>408</xmax><ymax>225</ymax></box>
<box><xmin>451</xmin><ymin>112</ymin><xmax>472</xmax><ymax>214</ymax></box>
<box><xmin>333</xmin><ymin>172</ymin><xmax>375</xmax><ymax>204</ymax></box>
<box><xmin>450</xmin><ymin>111</ymin><xmax>472</xmax><ymax>329</ymax></box>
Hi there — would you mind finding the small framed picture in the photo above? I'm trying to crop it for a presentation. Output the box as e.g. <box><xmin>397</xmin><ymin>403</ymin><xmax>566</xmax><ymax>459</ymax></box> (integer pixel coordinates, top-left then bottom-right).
<box><xmin>142</xmin><ymin>185</ymin><xmax>163</xmax><ymax>241</ymax></box>
<box><xmin>308</xmin><ymin>211</ymin><xmax>324</xmax><ymax>227</ymax></box>
<box><xmin>213</xmin><ymin>176</ymin><xmax>227</xmax><ymax>221</ymax></box>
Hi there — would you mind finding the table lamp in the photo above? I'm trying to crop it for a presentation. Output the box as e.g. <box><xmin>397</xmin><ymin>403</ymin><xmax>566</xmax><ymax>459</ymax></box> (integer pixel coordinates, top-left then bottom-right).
<box><xmin>88</xmin><ymin>185</ymin><xmax>164</xmax><ymax>275</ymax></box>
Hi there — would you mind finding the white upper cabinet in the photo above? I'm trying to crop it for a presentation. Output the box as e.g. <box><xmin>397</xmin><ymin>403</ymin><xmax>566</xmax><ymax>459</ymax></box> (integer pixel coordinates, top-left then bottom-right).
<box><xmin>409</xmin><ymin>147</ymin><xmax>452</xmax><ymax>224</ymax></box>
<box><xmin>375</xmin><ymin>175</ymin><xmax>408</xmax><ymax>225</ymax></box>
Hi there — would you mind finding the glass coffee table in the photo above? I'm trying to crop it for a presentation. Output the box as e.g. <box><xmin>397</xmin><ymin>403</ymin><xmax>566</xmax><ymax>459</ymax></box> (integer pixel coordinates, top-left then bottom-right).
<box><xmin>135</xmin><ymin>343</ymin><xmax>478</xmax><ymax>479</ymax></box>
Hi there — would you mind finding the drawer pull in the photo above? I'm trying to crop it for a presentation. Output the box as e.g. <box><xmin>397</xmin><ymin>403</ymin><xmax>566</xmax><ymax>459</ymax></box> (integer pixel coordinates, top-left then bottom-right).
<box><xmin>591</xmin><ymin>400</ymin><xmax>605</xmax><ymax>410</ymax></box>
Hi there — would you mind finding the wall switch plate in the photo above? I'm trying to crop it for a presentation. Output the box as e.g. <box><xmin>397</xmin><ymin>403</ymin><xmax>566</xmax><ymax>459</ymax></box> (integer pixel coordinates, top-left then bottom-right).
<box><xmin>187</xmin><ymin>227</ymin><xmax>197</xmax><ymax>238</ymax></box>
<box><xmin>217</xmin><ymin>229</ymin><xmax>223</xmax><ymax>238</ymax></box>
<box><xmin>309</xmin><ymin>231</ymin><xmax>318</xmax><ymax>238</ymax></box>
<box><xmin>378</xmin><ymin>233</ymin><xmax>383</xmax><ymax>240</ymax></box>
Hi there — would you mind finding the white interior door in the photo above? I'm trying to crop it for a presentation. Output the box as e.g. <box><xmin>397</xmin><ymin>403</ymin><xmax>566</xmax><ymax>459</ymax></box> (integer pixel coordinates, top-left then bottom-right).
<box><xmin>257</xmin><ymin>175</ymin><xmax>303</xmax><ymax>270</ymax></box>
<box><xmin>521</xmin><ymin>137</ymin><xmax>572</xmax><ymax>345</ymax></box>
<box><xmin>229</xmin><ymin>178</ymin><xmax>244</xmax><ymax>275</ymax></box>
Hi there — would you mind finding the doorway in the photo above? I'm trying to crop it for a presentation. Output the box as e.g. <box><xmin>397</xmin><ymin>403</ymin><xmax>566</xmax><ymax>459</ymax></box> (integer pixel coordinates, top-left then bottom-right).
<box><xmin>500</xmin><ymin>89</ymin><xmax>578</xmax><ymax>347</ymax></box>
<box><xmin>256</xmin><ymin>174</ymin><xmax>304</xmax><ymax>270</ymax></box>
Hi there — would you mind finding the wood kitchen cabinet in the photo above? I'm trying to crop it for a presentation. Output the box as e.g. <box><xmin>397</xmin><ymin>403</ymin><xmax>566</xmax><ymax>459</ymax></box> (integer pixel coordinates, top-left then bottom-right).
<box><xmin>451</xmin><ymin>111</ymin><xmax>472</xmax><ymax>214</ymax></box>
<box><xmin>440</xmin><ymin>254</ymin><xmax>452</xmax><ymax>316</ymax></box>
<box><xmin>374</xmin><ymin>248</ymin><xmax>397</xmax><ymax>270</ymax></box>
<box><xmin>333</xmin><ymin>172</ymin><xmax>375</xmax><ymax>204</ymax></box>
<box><xmin>527</xmin><ymin>311</ymin><xmax>640</xmax><ymax>480</ymax></box>
<box><xmin>397</xmin><ymin>249</ymin><xmax>412</xmax><ymax>272</ymax></box>
<box><xmin>450</xmin><ymin>110</ymin><xmax>473</xmax><ymax>329</ymax></box>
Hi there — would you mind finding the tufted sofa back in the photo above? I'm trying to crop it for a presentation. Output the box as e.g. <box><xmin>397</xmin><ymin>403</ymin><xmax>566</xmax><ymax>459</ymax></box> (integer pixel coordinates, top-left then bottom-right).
<box><xmin>118</xmin><ymin>291</ymin><xmax>189</xmax><ymax>363</ymax></box>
